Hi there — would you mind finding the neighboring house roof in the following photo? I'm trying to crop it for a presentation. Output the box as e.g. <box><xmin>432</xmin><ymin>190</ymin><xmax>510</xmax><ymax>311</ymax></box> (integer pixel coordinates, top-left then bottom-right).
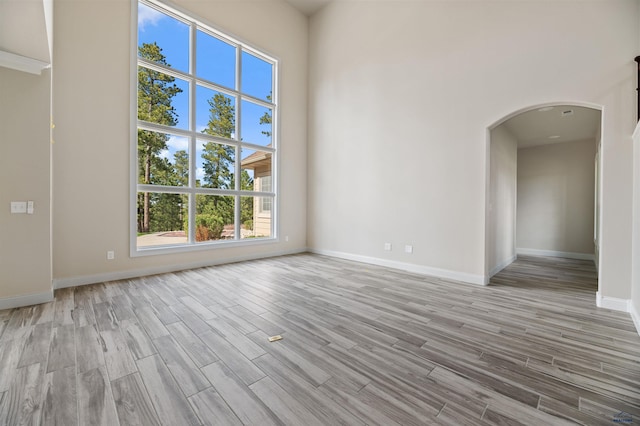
<box><xmin>241</xmin><ymin>145</ymin><xmax>272</xmax><ymax>170</ymax></box>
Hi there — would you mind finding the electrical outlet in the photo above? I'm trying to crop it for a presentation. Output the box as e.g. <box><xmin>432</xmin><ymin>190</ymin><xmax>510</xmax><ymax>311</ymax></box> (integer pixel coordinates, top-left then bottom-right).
<box><xmin>405</xmin><ymin>245</ymin><xmax>413</xmax><ymax>254</ymax></box>
<box><xmin>107</xmin><ymin>251</ymin><xmax>115</xmax><ymax>260</ymax></box>
<box><xmin>384</xmin><ymin>242</ymin><xmax>392</xmax><ymax>251</ymax></box>
<box><xmin>10</xmin><ymin>201</ymin><xmax>27</xmax><ymax>214</ymax></box>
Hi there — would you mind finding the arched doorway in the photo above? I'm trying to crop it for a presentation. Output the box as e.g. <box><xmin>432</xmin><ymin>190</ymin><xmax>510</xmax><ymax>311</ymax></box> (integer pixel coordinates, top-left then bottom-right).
<box><xmin>485</xmin><ymin>103</ymin><xmax>603</xmax><ymax>284</ymax></box>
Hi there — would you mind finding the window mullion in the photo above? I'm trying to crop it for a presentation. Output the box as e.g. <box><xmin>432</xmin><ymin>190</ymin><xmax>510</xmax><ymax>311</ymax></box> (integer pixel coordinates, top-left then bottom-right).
<box><xmin>234</xmin><ymin>44</ymin><xmax>242</xmax><ymax>240</ymax></box>
<box><xmin>188</xmin><ymin>22</ymin><xmax>197</xmax><ymax>243</ymax></box>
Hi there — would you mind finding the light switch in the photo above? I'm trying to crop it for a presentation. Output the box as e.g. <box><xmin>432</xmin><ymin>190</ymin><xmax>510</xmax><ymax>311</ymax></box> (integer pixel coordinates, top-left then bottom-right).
<box><xmin>10</xmin><ymin>202</ymin><xmax>27</xmax><ymax>214</ymax></box>
<box><xmin>27</xmin><ymin>201</ymin><xmax>34</xmax><ymax>214</ymax></box>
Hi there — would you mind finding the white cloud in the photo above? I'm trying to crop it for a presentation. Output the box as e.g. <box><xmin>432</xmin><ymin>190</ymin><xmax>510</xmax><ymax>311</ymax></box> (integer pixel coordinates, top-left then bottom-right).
<box><xmin>167</xmin><ymin>136</ymin><xmax>188</xmax><ymax>152</ymax></box>
<box><xmin>158</xmin><ymin>149</ymin><xmax>170</xmax><ymax>160</ymax></box>
<box><xmin>196</xmin><ymin>167</ymin><xmax>205</xmax><ymax>181</ymax></box>
<box><xmin>138</xmin><ymin>4</ymin><xmax>164</xmax><ymax>31</ymax></box>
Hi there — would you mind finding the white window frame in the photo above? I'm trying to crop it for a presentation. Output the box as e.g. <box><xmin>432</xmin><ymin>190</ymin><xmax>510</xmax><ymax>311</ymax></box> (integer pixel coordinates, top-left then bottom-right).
<box><xmin>130</xmin><ymin>0</ymin><xmax>278</xmax><ymax>256</ymax></box>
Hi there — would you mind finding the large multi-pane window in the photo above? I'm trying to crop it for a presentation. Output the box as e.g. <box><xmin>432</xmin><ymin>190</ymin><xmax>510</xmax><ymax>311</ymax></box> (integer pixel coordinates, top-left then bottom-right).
<box><xmin>133</xmin><ymin>0</ymin><xmax>276</xmax><ymax>251</ymax></box>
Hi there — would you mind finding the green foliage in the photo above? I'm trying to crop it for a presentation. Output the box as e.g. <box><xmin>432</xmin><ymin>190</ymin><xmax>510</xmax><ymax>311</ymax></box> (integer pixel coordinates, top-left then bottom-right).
<box><xmin>137</xmin><ymin>42</ymin><xmax>183</xmax><ymax>233</ymax></box>
<box><xmin>201</xmin><ymin>93</ymin><xmax>235</xmax><ymax>190</ymax></box>
<box><xmin>203</xmin><ymin>93</ymin><xmax>235</xmax><ymax>138</ymax></box>
<box><xmin>150</xmin><ymin>193</ymin><xmax>183</xmax><ymax>232</ymax></box>
<box><xmin>189</xmin><ymin>213</ymin><xmax>224</xmax><ymax>241</ymax></box>
<box><xmin>259</xmin><ymin>92</ymin><xmax>272</xmax><ymax>138</ymax></box>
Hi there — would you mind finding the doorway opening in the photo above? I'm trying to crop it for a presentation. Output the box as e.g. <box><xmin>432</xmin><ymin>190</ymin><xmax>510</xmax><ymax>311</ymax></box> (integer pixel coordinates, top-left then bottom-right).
<box><xmin>485</xmin><ymin>103</ymin><xmax>603</xmax><ymax>284</ymax></box>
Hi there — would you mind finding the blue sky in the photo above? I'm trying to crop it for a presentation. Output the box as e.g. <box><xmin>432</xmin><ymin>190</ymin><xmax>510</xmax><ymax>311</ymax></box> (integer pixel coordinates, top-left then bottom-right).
<box><xmin>138</xmin><ymin>2</ymin><xmax>273</xmax><ymax>179</ymax></box>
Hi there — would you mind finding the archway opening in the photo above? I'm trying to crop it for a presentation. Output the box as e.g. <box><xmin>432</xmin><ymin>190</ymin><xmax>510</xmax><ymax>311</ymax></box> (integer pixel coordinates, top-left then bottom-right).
<box><xmin>485</xmin><ymin>103</ymin><xmax>603</xmax><ymax>284</ymax></box>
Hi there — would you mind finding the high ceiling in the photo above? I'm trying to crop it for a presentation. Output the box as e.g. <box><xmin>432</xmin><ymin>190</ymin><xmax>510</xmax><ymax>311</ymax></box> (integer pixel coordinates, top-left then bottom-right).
<box><xmin>285</xmin><ymin>0</ymin><xmax>331</xmax><ymax>16</ymax></box>
<box><xmin>502</xmin><ymin>105</ymin><xmax>601</xmax><ymax>149</ymax></box>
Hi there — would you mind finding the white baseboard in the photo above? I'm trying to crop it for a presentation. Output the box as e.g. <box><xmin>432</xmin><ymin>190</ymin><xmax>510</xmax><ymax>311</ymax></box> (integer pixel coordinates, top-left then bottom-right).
<box><xmin>595</xmin><ymin>291</ymin><xmax>630</xmax><ymax>312</ymax></box>
<box><xmin>53</xmin><ymin>248</ymin><xmax>307</xmax><ymax>289</ymax></box>
<box><xmin>309</xmin><ymin>248</ymin><xmax>486</xmax><ymax>286</ymax></box>
<box><xmin>0</xmin><ymin>290</ymin><xmax>54</xmax><ymax>310</ymax></box>
<box><xmin>488</xmin><ymin>254</ymin><xmax>517</xmax><ymax>278</ymax></box>
<box><xmin>596</xmin><ymin>293</ymin><xmax>640</xmax><ymax>337</ymax></box>
<box><xmin>630</xmin><ymin>302</ymin><xmax>640</xmax><ymax>337</ymax></box>
<box><xmin>516</xmin><ymin>248</ymin><xmax>595</xmax><ymax>262</ymax></box>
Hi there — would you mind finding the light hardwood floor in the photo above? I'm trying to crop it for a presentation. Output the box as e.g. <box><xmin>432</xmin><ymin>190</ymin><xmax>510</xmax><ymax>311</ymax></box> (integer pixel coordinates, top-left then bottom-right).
<box><xmin>0</xmin><ymin>254</ymin><xmax>638</xmax><ymax>425</ymax></box>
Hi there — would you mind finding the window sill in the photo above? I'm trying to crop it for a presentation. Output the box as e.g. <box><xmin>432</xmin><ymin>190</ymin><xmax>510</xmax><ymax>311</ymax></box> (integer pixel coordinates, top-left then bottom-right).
<box><xmin>130</xmin><ymin>236</ymin><xmax>278</xmax><ymax>257</ymax></box>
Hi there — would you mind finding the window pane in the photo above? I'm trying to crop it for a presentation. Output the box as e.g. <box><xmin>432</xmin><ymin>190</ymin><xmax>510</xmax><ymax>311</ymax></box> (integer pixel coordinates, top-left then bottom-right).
<box><xmin>196</xmin><ymin>140</ymin><xmax>235</xmax><ymax>189</ymax></box>
<box><xmin>240</xmin><ymin>148</ymin><xmax>272</xmax><ymax>188</ymax></box>
<box><xmin>138</xmin><ymin>131</ymin><xmax>189</xmax><ymax>186</ymax></box>
<box><xmin>195</xmin><ymin>194</ymin><xmax>235</xmax><ymax>241</ymax></box>
<box><xmin>241</xmin><ymin>196</ymin><xmax>272</xmax><ymax>239</ymax></box>
<box><xmin>137</xmin><ymin>192</ymin><xmax>188</xmax><ymax>247</ymax></box>
<box><xmin>196</xmin><ymin>85</ymin><xmax>236</xmax><ymax>139</ymax></box>
<box><xmin>260</xmin><ymin>176</ymin><xmax>272</xmax><ymax>193</ymax></box>
<box><xmin>138</xmin><ymin>3</ymin><xmax>189</xmax><ymax>73</ymax></box>
<box><xmin>138</xmin><ymin>67</ymin><xmax>189</xmax><ymax>130</ymax></box>
<box><xmin>196</xmin><ymin>30</ymin><xmax>236</xmax><ymax>89</ymax></box>
<box><xmin>240</xmin><ymin>100</ymin><xmax>272</xmax><ymax>146</ymax></box>
<box><xmin>241</xmin><ymin>51</ymin><xmax>272</xmax><ymax>101</ymax></box>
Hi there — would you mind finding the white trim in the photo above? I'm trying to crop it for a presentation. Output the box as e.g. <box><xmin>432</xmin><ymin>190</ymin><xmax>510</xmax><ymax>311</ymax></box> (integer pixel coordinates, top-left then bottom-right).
<box><xmin>132</xmin><ymin>236</ymin><xmax>279</xmax><ymax>258</ymax></box>
<box><xmin>488</xmin><ymin>101</ymin><xmax>603</xmax><ymax>131</ymax></box>
<box><xmin>630</xmin><ymin>302</ymin><xmax>640</xmax><ymax>337</ymax></box>
<box><xmin>54</xmin><ymin>248</ymin><xmax>305</xmax><ymax>289</ymax></box>
<box><xmin>0</xmin><ymin>290</ymin><xmax>53</xmax><ymax>310</ymax></box>
<box><xmin>0</xmin><ymin>50</ymin><xmax>50</xmax><ymax>75</ymax></box>
<box><xmin>595</xmin><ymin>291</ymin><xmax>630</xmax><ymax>312</ymax></box>
<box><xmin>489</xmin><ymin>254</ymin><xmax>517</xmax><ymax>278</ymax></box>
<box><xmin>516</xmin><ymin>248</ymin><xmax>595</xmax><ymax>262</ymax></box>
<box><xmin>310</xmin><ymin>248</ymin><xmax>486</xmax><ymax>286</ymax></box>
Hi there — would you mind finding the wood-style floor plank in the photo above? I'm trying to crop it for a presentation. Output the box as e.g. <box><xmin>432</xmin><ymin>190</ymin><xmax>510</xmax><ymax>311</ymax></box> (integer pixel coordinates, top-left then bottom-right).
<box><xmin>201</xmin><ymin>361</ymin><xmax>280</xmax><ymax>426</ymax></box>
<box><xmin>199</xmin><ymin>330</ymin><xmax>266</xmax><ymax>386</ymax></box>
<box><xmin>111</xmin><ymin>372</ymin><xmax>160</xmax><ymax>426</ymax></box>
<box><xmin>249</xmin><ymin>376</ymin><xmax>325</xmax><ymax>426</ymax></box>
<box><xmin>46</xmin><ymin>324</ymin><xmax>75</xmax><ymax>373</ymax></box>
<box><xmin>101</xmin><ymin>329</ymin><xmax>137</xmax><ymax>381</ymax></box>
<box><xmin>41</xmin><ymin>365</ymin><xmax>77</xmax><ymax>425</ymax></box>
<box><xmin>17</xmin><ymin>323</ymin><xmax>51</xmax><ymax>368</ymax></box>
<box><xmin>188</xmin><ymin>387</ymin><xmax>244</xmax><ymax>426</ymax></box>
<box><xmin>0</xmin><ymin>254</ymin><xmax>637</xmax><ymax>425</ymax></box>
<box><xmin>166</xmin><ymin>321</ymin><xmax>218</xmax><ymax>368</ymax></box>
<box><xmin>153</xmin><ymin>334</ymin><xmax>210</xmax><ymax>397</ymax></box>
<box><xmin>78</xmin><ymin>367</ymin><xmax>119</xmax><ymax>426</ymax></box>
<box><xmin>136</xmin><ymin>354</ymin><xmax>200</xmax><ymax>426</ymax></box>
<box><xmin>0</xmin><ymin>362</ymin><xmax>45</xmax><ymax>425</ymax></box>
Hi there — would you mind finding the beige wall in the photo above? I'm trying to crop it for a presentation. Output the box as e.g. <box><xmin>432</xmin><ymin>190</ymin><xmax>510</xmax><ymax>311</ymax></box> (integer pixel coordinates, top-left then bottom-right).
<box><xmin>517</xmin><ymin>139</ymin><xmax>596</xmax><ymax>256</ymax></box>
<box><xmin>0</xmin><ymin>67</ymin><xmax>52</xmax><ymax>305</ymax></box>
<box><xmin>632</xmin><ymin>124</ymin><xmax>640</xmax><ymax>329</ymax></box>
<box><xmin>487</xmin><ymin>125</ymin><xmax>517</xmax><ymax>277</ymax></box>
<box><xmin>52</xmin><ymin>0</ymin><xmax>307</xmax><ymax>285</ymax></box>
<box><xmin>309</xmin><ymin>1</ymin><xmax>637</xmax><ymax>296</ymax></box>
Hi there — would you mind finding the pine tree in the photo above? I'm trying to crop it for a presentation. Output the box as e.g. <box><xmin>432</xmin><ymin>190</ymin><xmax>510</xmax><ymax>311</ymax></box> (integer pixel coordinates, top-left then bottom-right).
<box><xmin>201</xmin><ymin>93</ymin><xmax>235</xmax><ymax>190</ymax></box>
<box><xmin>259</xmin><ymin>92</ymin><xmax>272</xmax><ymax>138</ymax></box>
<box><xmin>137</xmin><ymin>42</ymin><xmax>182</xmax><ymax>233</ymax></box>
